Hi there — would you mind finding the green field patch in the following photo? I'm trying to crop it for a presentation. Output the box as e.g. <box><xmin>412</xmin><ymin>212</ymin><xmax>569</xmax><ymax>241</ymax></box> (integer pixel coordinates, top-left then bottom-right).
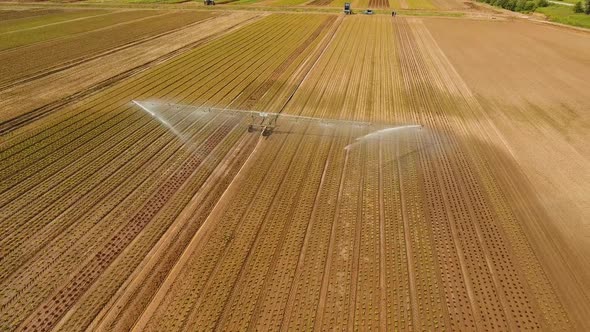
<box><xmin>536</xmin><ymin>5</ymin><xmax>590</xmax><ymax>28</ymax></box>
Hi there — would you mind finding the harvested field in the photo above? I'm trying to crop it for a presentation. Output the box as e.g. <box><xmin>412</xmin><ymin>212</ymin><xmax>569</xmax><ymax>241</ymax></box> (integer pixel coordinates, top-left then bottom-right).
<box><xmin>1</xmin><ymin>5</ymin><xmax>589</xmax><ymax>332</ymax></box>
<box><xmin>0</xmin><ymin>10</ymin><xmax>216</xmax><ymax>87</ymax></box>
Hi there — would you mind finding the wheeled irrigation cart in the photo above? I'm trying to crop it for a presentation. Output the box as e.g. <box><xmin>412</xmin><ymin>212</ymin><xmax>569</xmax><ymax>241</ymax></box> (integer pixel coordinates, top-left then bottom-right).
<box><xmin>248</xmin><ymin>112</ymin><xmax>277</xmax><ymax>137</ymax></box>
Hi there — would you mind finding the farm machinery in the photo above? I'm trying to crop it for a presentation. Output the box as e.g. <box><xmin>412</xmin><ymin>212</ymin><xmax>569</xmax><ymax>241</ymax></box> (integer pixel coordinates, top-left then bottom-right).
<box><xmin>248</xmin><ymin>112</ymin><xmax>278</xmax><ymax>137</ymax></box>
<box><xmin>344</xmin><ymin>2</ymin><xmax>352</xmax><ymax>14</ymax></box>
<box><xmin>204</xmin><ymin>0</ymin><xmax>215</xmax><ymax>5</ymax></box>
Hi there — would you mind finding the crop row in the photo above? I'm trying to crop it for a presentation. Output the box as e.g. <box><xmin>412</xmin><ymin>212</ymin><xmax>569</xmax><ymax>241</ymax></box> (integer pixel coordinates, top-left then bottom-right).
<box><xmin>0</xmin><ymin>9</ymin><xmax>107</xmax><ymax>34</ymax></box>
<box><xmin>0</xmin><ymin>109</ymin><xmax>221</xmax><ymax>330</ymax></box>
<box><xmin>0</xmin><ymin>9</ymin><xmax>63</xmax><ymax>22</ymax></box>
<box><xmin>133</xmin><ymin>15</ymin><xmax>574</xmax><ymax>331</ymax></box>
<box><xmin>1</xmin><ymin>13</ymin><xmax>337</xmax><ymax>331</ymax></box>
<box><xmin>218</xmin><ymin>123</ymin><xmax>334</xmax><ymax>330</ymax></box>
<box><xmin>394</xmin><ymin>17</ymin><xmax>569</xmax><ymax>330</ymax></box>
<box><xmin>0</xmin><ymin>10</ymin><xmax>160</xmax><ymax>51</ymax></box>
<box><xmin>20</xmin><ymin>115</ymin><xmax>245</xmax><ymax>331</ymax></box>
<box><xmin>92</xmin><ymin>124</ymin><xmax>260</xmax><ymax>332</ymax></box>
<box><xmin>0</xmin><ymin>14</ymin><xmax>320</xmax><ymax>192</ymax></box>
<box><xmin>0</xmin><ymin>10</ymin><xmax>216</xmax><ymax>86</ymax></box>
<box><xmin>0</xmin><ymin>13</ymin><xmax>323</xmax><ymax>157</ymax></box>
<box><xmin>138</xmin><ymin>123</ymin><xmax>297</xmax><ymax>331</ymax></box>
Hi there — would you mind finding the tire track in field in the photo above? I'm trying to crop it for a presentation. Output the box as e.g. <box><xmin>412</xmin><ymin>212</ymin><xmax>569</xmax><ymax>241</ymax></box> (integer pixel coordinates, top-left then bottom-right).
<box><xmin>280</xmin><ymin>128</ymin><xmax>351</xmax><ymax>331</ymax></box>
<box><xmin>277</xmin><ymin>128</ymin><xmax>339</xmax><ymax>330</ymax></box>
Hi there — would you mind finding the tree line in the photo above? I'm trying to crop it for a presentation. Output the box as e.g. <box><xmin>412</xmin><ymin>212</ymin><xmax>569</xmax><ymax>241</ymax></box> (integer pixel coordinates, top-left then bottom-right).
<box><xmin>477</xmin><ymin>0</ymin><xmax>590</xmax><ymax>14</ymax></box>
<box><xmin>573</xmin><ymin>0</ymin><xmax>590</xmax><ymax>14</ymax></box>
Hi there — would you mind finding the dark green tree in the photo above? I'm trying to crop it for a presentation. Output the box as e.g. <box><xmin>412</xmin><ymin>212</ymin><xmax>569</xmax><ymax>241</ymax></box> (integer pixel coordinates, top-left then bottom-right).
<box><xmin>573</xmin><ymin>1</ymin><xmax>584</xmax><ymax>12</ymax></box>
<box><xmin>523</xmin><ymin>0</ymin><xmax>537</xmax><ymax>10</ymax></box>
<box><xmin>585</xmin><ymin>0</ymin><xmax>590</xmax><ymax>14</ymax></box>
<box><xmin>506</xmin><ymin>0</ymin><xmax>517</xmax><ymax>10</ymax></box>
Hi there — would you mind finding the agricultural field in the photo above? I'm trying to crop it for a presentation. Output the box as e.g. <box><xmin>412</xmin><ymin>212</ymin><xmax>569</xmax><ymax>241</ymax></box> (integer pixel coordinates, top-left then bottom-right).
<box><xmin>0</xmin><ymin>2</ymin><xmax>589</xmax><ymax>332</ymax></box>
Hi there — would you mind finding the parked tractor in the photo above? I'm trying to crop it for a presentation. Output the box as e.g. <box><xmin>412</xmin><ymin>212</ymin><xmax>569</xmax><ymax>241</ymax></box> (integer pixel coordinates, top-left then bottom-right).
<box><xmin>344</xmin><ymin>2</ymin><xmax>352</xmax><ymax>14</ymax></box>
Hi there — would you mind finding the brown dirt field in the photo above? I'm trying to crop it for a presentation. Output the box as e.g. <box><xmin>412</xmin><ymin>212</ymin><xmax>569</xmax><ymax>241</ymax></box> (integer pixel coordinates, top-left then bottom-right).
<box><xmin>423</xmin><ymin>17</ymin><xmax>590</xmax><ymax>328</ymax></box>
<box><xmin>0</xmin><ymin>12</ymin><xmax>261</xmax><ymax>127</ymax></box>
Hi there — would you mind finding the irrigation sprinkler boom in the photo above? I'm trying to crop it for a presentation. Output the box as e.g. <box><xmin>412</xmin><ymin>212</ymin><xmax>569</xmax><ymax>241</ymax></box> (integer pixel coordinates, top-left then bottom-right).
<box><xmin>130</xmin><ymin>100</ymin><xmax>422</xmax><ymax>140</ymax></box>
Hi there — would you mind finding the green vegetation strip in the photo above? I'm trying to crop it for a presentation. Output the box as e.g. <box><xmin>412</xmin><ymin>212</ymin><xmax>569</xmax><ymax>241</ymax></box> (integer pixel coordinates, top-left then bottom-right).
<box><xmin>536</xmin><ymin>5</ymin><xmax>590</xmax><ymax>28</ymax></box>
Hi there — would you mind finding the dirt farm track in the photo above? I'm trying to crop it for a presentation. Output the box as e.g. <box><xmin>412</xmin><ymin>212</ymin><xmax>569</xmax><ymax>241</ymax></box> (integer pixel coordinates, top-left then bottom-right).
<box><xmin>0</xmin><ymin>2</ymin><xmax>589</xmax><ymax>331</ymax></box>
